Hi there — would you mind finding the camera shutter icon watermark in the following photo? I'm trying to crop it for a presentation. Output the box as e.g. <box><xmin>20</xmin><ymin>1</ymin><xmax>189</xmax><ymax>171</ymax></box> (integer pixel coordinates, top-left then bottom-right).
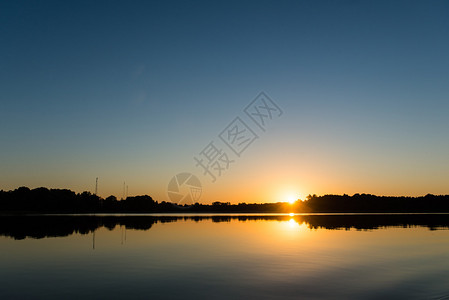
<box><xmin>167</xmin><ymin>173</ymin><xmax>202</xmax><ymax>205</ymax></box>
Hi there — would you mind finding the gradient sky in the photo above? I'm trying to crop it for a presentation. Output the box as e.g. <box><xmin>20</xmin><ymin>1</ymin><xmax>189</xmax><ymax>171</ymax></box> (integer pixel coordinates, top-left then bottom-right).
<box><xmin>1</xmin><ymin>0</ymin><xmax>448</xmax><ymax>203</ymax></box>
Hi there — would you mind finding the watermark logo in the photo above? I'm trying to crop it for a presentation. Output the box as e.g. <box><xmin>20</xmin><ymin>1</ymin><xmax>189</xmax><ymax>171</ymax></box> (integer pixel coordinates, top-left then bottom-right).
<box><xmin>219</xmin><ymin>117</ymin><xmax>258</xmax><ymax>157</ymax></box>
<box><xmin>194</xmin><ymin>141</ymin><xmax>235</xmax><ymax>183</ymax></box>
<box><xmin>167</xmin><ymin>173</ymin><xmax>202</xmax><ymax>205</ymax></box>
<box><xmin>244</xmin><ymin>92</ymin><xmax>283</xmax><ymax>131</ymax></box>
<box><xmin>167</xmin><ymin>92</ymin><xmax>283</xmax><ymax>204</ymax></box>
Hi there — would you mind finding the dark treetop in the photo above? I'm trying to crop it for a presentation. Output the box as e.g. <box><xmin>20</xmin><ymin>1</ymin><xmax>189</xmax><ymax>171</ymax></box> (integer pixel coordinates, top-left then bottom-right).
<box><xmin>1</xmin><ymin>187</ymin><xmax>449</xmax><ymax>214</ymax></box>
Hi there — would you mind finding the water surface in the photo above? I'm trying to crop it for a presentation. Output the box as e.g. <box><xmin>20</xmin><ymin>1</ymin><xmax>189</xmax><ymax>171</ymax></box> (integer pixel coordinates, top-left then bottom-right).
<box><xmin>1</xmin><ymin>214</ymin><xmax>449</xmax><ymax>299</ymax></box>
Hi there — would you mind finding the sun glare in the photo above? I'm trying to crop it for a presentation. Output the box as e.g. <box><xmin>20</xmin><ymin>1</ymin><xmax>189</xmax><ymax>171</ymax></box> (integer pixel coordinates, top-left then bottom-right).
<box><xmin>286</xmin><ymin>194</ymin><xmax>298</xmax><ymax>204</ymax></box>
<box><xmin>278</xmin><ymin>189</ymin><xmax>302</xmax><ymax>204</ymax></box>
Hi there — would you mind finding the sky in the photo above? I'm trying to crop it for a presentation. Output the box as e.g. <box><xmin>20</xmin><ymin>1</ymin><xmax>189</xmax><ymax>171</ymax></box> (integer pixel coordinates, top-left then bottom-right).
<box><xmin>1</xmin><ymin>0</ymin><xmax>448</xmax><ymax>204</ymax></box>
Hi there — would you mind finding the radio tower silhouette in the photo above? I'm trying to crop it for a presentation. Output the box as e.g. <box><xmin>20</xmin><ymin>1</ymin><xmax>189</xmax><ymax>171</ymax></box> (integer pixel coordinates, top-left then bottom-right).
<box><xmin>95</xmin><ymin>177</ymin><xmax>98</xmax><ymax>195</ymax></box>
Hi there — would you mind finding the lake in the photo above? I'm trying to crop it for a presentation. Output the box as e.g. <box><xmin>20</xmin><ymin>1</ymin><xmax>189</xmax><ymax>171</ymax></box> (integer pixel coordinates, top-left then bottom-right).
<box><xmin>1</xmin><ymin>214</ymin><xmax>449</xmax><ymax>299</ymax></box>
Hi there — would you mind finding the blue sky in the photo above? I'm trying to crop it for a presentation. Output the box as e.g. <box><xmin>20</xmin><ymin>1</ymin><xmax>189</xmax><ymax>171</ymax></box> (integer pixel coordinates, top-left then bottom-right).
<box><xmin>1</xmin><ymin>0</ymin><xmax>448</xmax><ymax>203</ymax></box>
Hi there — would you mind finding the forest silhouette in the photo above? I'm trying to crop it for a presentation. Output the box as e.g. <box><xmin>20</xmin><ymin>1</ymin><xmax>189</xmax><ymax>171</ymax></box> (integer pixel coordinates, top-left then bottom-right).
<box><xmin>2</xmin><ymin>187</ymin><xmax>449</xmax><ymax>213</ymax></box>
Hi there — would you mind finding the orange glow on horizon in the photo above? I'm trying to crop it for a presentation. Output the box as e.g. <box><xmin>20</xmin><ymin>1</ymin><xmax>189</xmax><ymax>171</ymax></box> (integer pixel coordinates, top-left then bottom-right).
<box><xmin>285</xmin><ymin>193</ymin><xmax>300</xmax><ymax>204</ymax></box>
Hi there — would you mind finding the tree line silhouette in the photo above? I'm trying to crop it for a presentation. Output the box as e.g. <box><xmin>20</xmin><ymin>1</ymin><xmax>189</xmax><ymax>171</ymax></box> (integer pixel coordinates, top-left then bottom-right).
<box><xmin>302</xmin><ymin>193</ymin><xmax>449</xmax><ymax>212</ymax></box>
<box><xmin>1</xmin><ymin>187</ymin><xmax>449</xmax><ymax>213</ymax></box>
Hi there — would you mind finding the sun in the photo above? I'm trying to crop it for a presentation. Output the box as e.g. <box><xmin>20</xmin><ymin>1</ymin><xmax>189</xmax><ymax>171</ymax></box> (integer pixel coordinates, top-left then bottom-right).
<box><xmin>278</xmin><ymin>189</ymin><xmax>302</xmax><ymax>204</ymax></box>
<box><xmin>286</xmin><ymin>194</ymin><xmax>298</xmax><ymax>204</ymax></box>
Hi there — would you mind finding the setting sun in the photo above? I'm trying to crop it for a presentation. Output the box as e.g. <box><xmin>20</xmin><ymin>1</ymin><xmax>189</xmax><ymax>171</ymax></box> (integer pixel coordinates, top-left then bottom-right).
<box><xmin>286</xmin><ymin>194</ymin><xmax>299</xmax><ymax>204</ymax></box>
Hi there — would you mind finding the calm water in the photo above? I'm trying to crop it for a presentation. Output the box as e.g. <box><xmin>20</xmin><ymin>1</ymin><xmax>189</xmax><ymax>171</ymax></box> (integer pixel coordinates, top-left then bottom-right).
<box><xmin>1</xmin><ymin>214</ymin><xmax>449</xmax><ymax>299</ymax></box>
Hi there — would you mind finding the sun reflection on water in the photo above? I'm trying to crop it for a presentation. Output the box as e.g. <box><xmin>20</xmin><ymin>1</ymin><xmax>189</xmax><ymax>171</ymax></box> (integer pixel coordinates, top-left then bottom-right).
<box><xmin>283</xmin><ymin>217</ymin><xmax>308</xmax><ymax>231</ymax></box>
<box><xmin>289</xmin><ymin>218</ymin><xmax>298</xmax><ymax>228</ymax></box>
